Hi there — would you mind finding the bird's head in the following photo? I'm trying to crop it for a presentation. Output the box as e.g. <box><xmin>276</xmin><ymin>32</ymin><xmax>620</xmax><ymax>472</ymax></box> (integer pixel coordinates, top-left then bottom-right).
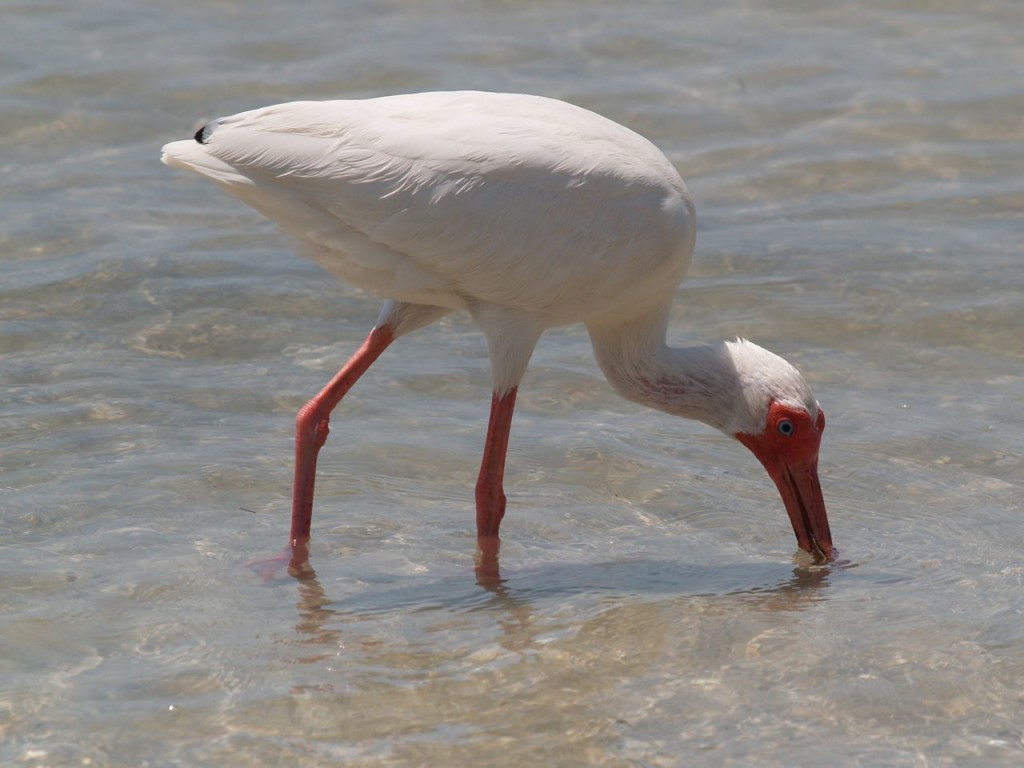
<box><xmin>726</xmin><ymin>340</ymin><xmax>834</xmax><ymax>563</ymax></box>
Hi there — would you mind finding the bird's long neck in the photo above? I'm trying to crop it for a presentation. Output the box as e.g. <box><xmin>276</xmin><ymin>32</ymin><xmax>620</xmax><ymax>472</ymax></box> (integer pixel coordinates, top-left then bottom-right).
<box><xmin>587</xmin><ymin>308</ymin><xmax>743</xmax><ymax>434</ymax></box>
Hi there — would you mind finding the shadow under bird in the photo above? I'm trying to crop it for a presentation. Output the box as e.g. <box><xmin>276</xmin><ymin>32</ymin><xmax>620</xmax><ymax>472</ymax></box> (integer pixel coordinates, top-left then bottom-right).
<box><xmin>161</xmin><ymin>90</ymin><xmax>834</xmax><ymax>575</ymax></box>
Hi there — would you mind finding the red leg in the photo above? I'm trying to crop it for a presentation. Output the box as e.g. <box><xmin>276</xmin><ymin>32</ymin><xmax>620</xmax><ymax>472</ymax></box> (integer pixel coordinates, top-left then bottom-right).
<box><xmin>290</xmin><ymin>325</ymin><xmax>395</xmax><ymax>547</ymax></box>
<box><xmin>475</xmin><ymin>388</ymin><xmax>518</xmax><ymax>540</ymax></box>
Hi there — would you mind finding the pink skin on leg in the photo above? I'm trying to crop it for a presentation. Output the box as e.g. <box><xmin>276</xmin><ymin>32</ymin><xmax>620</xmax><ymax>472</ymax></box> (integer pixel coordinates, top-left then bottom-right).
<box><xmin>250</xmin><ymin>325</ymin><xmax>520</xmax><ymax>582</ymax></box>
<box><xmin>290</xmin><ymin>325</ymin><xmax>396</xmax><ymax>546</ymax></box>
<box><xmin>248</xmin><ymin>325</ymin><xmax>395</xmax><ymax>580</ymax></box>
<box><xmin>474</xmin><ymin>388</ymin><xmax>518</xmax><ymax>580</ymax></box>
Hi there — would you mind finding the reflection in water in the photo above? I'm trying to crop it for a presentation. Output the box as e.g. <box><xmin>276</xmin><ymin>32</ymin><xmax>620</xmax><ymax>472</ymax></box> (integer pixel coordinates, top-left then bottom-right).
<box><xmin>728</xmin><ymin>563</ymin><xmax>835</xmax><ymax>614</ymax></box>
<box><xmin>289</xmin><ymin>577</ymin><xmax>341</xmax><ymax>668</ymax></box>
<box><xmin>278</xmin><ymin>549</ymin><xmax>842</xmax><ymax>669</ymax></box>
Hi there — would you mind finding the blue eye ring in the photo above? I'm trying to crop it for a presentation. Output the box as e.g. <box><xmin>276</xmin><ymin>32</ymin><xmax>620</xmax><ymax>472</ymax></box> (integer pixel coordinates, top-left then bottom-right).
<box><xmin>777</xmin><ymin>419</ymin><xmax>795</xmax><ymax>437</ymax></box>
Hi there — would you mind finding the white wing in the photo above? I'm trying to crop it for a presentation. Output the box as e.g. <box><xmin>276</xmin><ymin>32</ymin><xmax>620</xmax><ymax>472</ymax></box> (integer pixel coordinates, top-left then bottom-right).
<box><xmin>161</xmin><ymin>91</ymin><xmax>695</xmax><ymax>322</ymax></box>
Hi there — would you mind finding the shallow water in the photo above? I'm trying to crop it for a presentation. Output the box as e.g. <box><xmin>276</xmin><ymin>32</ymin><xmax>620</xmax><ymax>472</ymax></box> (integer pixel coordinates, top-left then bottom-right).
<box><xmin>3</xmin><ymin>0</ymin><xmax>1023</xmax><ymax>765</ymax></box>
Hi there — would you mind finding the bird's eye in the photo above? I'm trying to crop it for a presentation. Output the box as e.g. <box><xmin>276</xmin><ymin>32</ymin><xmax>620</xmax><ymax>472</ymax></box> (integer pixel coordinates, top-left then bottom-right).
<box><xmin>777</xmin><ymin>419</ymin><xmax>795</xmax><ymax>437</ymax></box>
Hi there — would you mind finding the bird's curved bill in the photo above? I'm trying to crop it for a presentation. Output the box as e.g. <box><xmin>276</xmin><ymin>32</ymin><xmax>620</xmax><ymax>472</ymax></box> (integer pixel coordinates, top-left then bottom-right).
<box><xmin>774</xmin><ymin>459</ymin><xmax>833</xmax><ymax>563</ymax></box>
<box><xmin>737</xmin><ymin>406</ymin><xmax>835</xmax><ymax>563</ymax></box>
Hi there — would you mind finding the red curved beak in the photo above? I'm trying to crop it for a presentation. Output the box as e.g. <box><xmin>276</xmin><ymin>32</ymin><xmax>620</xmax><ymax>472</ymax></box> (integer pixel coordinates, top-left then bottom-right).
<box><xmin>737</xmin><ymin>406</ymin><xmax>834</xmax><ymax>563</ymax></box>
<box><xmin>767</xmin><ymin>457</ymin><xmax>833</xmax><ymax>563</ymax></box>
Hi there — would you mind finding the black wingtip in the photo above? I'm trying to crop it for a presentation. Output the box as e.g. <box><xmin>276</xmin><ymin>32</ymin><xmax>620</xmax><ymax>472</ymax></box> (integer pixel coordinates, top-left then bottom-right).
<box><xmin>194</xmin><ymin>125</ymin><xmax>209</xmax><ymax>144</ymax></box>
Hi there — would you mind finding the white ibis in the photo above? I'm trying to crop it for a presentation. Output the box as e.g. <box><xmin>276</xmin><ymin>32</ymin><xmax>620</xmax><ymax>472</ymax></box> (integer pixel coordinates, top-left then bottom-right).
<box><xmin>161</xmin><ymin>91</ymin><xmax>833</xmax><ymax>569</ymax></box>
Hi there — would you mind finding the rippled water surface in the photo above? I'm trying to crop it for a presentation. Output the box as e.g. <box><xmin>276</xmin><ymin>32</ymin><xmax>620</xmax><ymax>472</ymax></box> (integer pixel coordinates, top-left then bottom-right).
<box><xmin>3</xmin><ymin>1</ymin><xmax>1023</xmax><ymax>765</ymax></box>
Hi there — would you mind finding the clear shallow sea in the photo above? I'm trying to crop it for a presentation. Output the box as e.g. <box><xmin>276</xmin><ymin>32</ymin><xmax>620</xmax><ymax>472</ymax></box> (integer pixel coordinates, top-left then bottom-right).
<box><xmin>3</xmin><ymin>1</ymin><xmax>1023</xmax><ymax>765</ymax></box>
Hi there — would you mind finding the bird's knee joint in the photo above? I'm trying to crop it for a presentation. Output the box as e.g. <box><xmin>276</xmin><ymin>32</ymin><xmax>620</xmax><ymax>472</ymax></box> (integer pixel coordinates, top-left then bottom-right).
<box><xmin>296</xmin><ymin>407</ymin><xmax>331</xmax><ymax>447</ymax></box>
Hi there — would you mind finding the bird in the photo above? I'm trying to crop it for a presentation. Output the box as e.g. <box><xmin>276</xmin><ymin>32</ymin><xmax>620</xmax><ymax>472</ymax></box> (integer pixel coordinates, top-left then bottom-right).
<box><xmin>161</xmin><ymin>90</ymin><xmax>834</xmax><ymax>573</ymax></box>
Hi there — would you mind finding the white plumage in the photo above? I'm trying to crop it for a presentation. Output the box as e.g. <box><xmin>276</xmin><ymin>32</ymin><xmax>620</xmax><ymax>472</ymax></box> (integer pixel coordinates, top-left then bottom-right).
<box><xmin>162</xmin><ymin>90</ymin><xmax>834</xmax><ymax>571</ymax></box>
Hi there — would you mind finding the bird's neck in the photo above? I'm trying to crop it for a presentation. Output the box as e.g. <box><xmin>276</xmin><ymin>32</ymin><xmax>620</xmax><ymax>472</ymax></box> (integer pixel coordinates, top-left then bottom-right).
<box><xmin>587</xmin><ymin>310</ymin><xmax>743</xmax><ymax>434</ymax></box>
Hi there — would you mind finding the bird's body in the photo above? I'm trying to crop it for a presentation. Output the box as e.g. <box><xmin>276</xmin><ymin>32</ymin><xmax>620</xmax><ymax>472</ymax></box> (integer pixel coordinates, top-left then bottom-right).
<box><xmin>162</xmin><ymin>91</ymin><xmax>833</xmax><ymax>572</ymax></box>
<box><xmin>167</xmin><ymin>93</ymin><xmax>691</xmax><ymax>325</ymax></box>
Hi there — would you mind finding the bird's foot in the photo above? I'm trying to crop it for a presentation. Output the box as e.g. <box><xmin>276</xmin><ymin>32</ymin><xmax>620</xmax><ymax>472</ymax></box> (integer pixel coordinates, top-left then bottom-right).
<box><xmin>474</xmin><ymin>535</ymin><xmax>502</xmax><ymax>587</ymax></box>
<box><xmin>246</xmin><ymin>539</ymin><xmax>316</xmax><ymax>582</ymax></box>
